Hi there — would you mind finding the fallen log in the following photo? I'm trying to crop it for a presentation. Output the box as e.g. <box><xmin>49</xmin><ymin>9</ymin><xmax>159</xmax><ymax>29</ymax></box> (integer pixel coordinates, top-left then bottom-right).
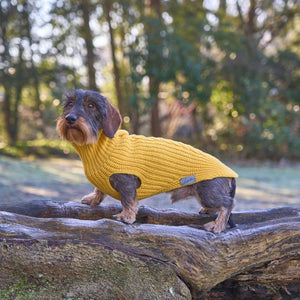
<box><xmin>0</xmin><ymin>201</ymin><xmax>299</xmax><ymax>299</ymax></box>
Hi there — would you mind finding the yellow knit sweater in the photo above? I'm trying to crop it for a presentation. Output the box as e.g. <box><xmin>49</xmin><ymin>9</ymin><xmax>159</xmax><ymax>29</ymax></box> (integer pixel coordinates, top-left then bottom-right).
<box><xmin>73</xmin><ymin>130</ymin><xmax>238</xmax><ymax>200</ymax></box>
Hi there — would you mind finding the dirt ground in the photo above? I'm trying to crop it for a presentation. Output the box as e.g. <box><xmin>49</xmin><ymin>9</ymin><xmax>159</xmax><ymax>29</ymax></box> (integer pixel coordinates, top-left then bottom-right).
<box><xmin>0</xmin><ymin>156</ymin><xmax>299</xmax><ymax>213</ymax></box>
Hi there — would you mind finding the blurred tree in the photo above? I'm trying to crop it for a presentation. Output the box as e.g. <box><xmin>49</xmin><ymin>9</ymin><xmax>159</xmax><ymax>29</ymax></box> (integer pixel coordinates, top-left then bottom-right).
<box><xmin>103</xmin><ymin>0</ymin><xmax>125</xmax><ymax>119</ymax></box>
<box><xmin>210</xmin><ymin>0</ymin><xmax>300</xmax><ymax>158</ymax></box>
<box><xmin>0</xmin><ymin>0</ymin><xmax>40</xmax><ymax>145</ymax></box>
<box><xmin>0</xmin><ymin>0</ymin><xmax>299</xmax><ymax>159</ymax></box>
<box><xmin>121</xmin><ymin>0</ymin><xmax>214</xmax><ymax>137</ymax></box>
<box><xmin>165</xmin><ymin>0</ymin><xmax>215</xmax><ymax>141</ymax></box>
<box><xmin>122</xmin><ymin>0</ymin><xmax>165</xmax><ymax>136</ymax></box>
<box><xmin>80</xmin><ymin>0</ymin><xmax>98</xmax><ymax>91</ymax></box>
<box><xmin>49</xmin><ymin>0</ymin><xmax>99</xmax><ymax>91</ymax></box>
<box><xmin>145</xmin><ymin>0</ymin><xmax>163</xmax><ymax>137</ymax></box>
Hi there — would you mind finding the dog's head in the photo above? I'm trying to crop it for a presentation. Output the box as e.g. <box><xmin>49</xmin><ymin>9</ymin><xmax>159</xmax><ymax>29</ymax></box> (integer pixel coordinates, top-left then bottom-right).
<box><xmin>56</xmin><ymin>89</ymin><xmax>122</xmax><ymax>145</ymax></box>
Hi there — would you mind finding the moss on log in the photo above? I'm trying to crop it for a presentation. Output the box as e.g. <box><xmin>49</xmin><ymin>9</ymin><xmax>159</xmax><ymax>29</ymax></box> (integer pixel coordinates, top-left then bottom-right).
<box><xmin>0</xmin><ymin>201</ymin><xmax>299</xmax><ymax>299</ymax></box>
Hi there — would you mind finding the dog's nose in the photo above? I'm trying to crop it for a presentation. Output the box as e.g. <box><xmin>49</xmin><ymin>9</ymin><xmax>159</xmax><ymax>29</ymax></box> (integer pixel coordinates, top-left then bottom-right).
<box><xmin>65</xmin><ymin>114</ymin><xmax>78</xmax><ymax>125</ymax></box>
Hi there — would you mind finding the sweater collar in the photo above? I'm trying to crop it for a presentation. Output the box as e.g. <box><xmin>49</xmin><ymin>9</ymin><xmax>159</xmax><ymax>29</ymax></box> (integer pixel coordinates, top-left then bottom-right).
<box><xmin>72</xmin><ymin>129</ymin><xmax>112</xmax><ymax>164</ymax></box>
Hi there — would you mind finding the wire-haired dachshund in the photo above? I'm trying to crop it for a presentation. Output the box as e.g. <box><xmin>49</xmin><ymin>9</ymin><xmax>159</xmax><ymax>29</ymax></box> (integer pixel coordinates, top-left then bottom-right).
<box><xmin>57</xmin><ymin>89</ymin><xmax>238</xmax><ymax>233</ymax></box>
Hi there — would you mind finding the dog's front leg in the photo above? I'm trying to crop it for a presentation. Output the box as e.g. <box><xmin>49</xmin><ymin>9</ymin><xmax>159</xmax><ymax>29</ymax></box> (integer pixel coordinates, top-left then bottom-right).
<box><xmin>109</xmin><ymin>174</ymin><xmax>140</xmax><ymax>224</ymax></box>
<box><xmin>81</xmin><ymin>188</ymin><xmax>106</xmax><ymax>206</ymax></box>
<box><xmin>114</xmin><ymin>193</ymin><xmax>138</xmax><ymax>224</ymax></box>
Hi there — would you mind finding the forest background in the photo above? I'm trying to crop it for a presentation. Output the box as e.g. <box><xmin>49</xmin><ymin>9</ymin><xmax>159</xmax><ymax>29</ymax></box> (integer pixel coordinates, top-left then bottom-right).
<box><xmin>0</xmin><ymin>0</ymin><xmax>300</xmax><ymax>161</ymax></box>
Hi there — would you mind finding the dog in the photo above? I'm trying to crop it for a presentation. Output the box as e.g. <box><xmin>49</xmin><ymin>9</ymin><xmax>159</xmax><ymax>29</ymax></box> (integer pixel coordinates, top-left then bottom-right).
<box><xmin>57</xmin><ymin>89</ymin><xmax>238</xmax><ymax>233</ymax></box>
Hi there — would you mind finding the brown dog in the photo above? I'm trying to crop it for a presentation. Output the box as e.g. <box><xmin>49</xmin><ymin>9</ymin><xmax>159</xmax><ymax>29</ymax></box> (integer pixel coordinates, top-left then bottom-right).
<box><xmin>57</xmin><ymin>89</ymin><xmax>238</xmax><ymax>233</ymax></box>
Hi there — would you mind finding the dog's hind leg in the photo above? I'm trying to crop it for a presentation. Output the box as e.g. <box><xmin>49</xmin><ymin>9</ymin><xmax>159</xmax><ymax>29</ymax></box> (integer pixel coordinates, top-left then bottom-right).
<box><xmin>203</xmin><ymin>203</ymin><xmax>235</xmax><ymax>233</ymax></box>
<box><xmin>194</xmin><ymin>177</ymin><xmax>236</xmax><ymax>233</ymax></box>
<box><xmin>227</xmin><ymin>178</ymin><xmax>237</xmax><ymax>228</ymax></box>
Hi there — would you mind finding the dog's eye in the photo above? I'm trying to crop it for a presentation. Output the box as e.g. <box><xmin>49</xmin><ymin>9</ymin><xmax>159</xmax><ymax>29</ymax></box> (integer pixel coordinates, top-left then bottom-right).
<box><xmin>87</xmin><ymin>103</ymin><xmax>95</xmax><ymax>109</ymax></box>
<box><xmin>67</xmin><ymin>101</ymin><xmax>74</xmax><ymax>107</ymax></box>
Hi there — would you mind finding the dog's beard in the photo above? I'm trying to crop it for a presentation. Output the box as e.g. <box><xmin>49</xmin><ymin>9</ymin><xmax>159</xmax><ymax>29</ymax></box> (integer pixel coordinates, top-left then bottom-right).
<box><xmin>56</xmin><ymin>116</ymin><xmax>97</xmax><ymax>145</ymax></box>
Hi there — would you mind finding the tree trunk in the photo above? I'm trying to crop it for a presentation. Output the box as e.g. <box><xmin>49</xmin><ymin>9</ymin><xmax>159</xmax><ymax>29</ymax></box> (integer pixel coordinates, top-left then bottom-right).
<box><xmin>0</xmin><ymin>202</ymin><xmax>299</xmax><ymax>299</ymax></box>
<box><xmin>3</xmin><ymin>86</ymin><xmax>13</xmax><ymax>145</ymax></box>
<box><xmin>11</xmin><ymin>85</ymin><xmax>22</xmax><ymax>145</ymax></box>
<box><xmin>150</xmin><ymin>77</ymin><xmax>161</xmax><ymax>136</ymax></box>
<box><xmin>1</xmin><ymin>5</ymin><xmax>14</xmax><ymax>146</ymax></box>
<box><xmin>23</xmin><ymin>0</ymin><xmax>41</xmax><ymax>111</ymax></box>
<box><xmin>80</xmin><ymin>0</ymin><xmax>98</xmax><ymax>91</ymax></box>
<box><xmin>9</xmin><ymin>44</ymin><xmax>25</xmax><ymax>146</ymax></box>
<box><xmin>105</xmin><ymin>0</ymin><xmax>125</xmax><ymax>122</ymax></box>
<box><xmin>146</xmin><ymin>0</ymin><xmax>162</xmax><ymax>137</ymax></box>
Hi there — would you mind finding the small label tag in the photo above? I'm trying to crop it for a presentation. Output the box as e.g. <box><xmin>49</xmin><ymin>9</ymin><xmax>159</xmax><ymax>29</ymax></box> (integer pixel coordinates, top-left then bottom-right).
<box><xmin>180</xmin><ymin>174</ymin><xmax>196</xmax><ymax>186</ymax></box>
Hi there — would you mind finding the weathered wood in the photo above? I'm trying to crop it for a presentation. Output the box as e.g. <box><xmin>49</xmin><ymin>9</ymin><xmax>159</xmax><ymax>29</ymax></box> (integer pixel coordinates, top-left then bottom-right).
<box><xmin>2</xmin><ymin>200</ymin><xmax>297</xmax><ymax>225</ymax></box>
<box><xmin>208</xmin><ymin>254</ymin><xmax>300</xmax><ymax>299</ymax></box>
<box><xmin>0</xmin><ymin>202</ymin><xmax>299</xmax><ymax>299</ymax></box>
<box><xmin>0</xmin><ymin>200</ymin><xmax>211</xmax><ymax>225</ymax></box>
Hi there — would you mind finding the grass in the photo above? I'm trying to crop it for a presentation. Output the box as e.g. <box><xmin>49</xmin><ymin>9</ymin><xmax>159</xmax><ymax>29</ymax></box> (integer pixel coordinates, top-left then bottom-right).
<box><xmin>0</xmin><ymin>155</ymin><xmax>299</xmax><ymax>212</ymax></box>
<box><xmin>234</xmin><ymin>165</ymin><xmax>300</xmax><ymax>211</ymax></box>
<box><xmin>0</xmin><ymin>156</ymin><xmax>89</xmax><ymax>206</ymax></box>
<box><xmin>0</xmin><ymin>139</ymin><xmax>77</xmax><ymax>159</ymax></box>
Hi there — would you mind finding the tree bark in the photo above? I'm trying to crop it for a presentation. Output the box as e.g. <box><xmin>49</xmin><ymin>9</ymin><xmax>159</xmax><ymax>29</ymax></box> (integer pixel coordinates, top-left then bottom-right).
<box><xmin>0</xmin><ymin>202</ymin><xmax>299</xmax><ymax>299</ymax></box>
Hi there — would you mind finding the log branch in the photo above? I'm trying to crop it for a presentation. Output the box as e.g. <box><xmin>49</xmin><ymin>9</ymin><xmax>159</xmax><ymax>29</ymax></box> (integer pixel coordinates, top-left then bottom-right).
<box><xmin>0</xmin><ymin>201</ymin><xmax>299</xmax><ymax>299</ymax></box>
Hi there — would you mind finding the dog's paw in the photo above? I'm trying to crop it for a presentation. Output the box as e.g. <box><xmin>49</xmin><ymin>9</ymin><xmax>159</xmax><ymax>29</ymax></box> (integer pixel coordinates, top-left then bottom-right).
<box><xmin>113</xmin><ymin>211</ymin><xmax>136</xmax><ymax>224</ymax></box>
<box><xmin>81</xmin><ymin>192</ymin><xmax>101</xmax><ymax>206</ymax></box>
<box><xmin>203</xmin><ymin>221</ymin><xmax>225</xmax><ymax>234</ymax></box>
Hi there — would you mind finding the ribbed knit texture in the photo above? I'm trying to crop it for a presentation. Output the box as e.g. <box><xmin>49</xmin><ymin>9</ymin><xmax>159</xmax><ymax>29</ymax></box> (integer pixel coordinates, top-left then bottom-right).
<box><xmin>73</xmin><ymin>130</ymin><xmax>238</xmax><ymax>200</ymax></box>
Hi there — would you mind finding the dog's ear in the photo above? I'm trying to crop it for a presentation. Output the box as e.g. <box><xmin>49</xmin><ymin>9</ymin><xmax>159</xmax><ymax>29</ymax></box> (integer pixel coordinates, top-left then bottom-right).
<box><xmin>102</xmin><ymin>98</ymin><xmax>122</xmax><ymax>138</ymax></box>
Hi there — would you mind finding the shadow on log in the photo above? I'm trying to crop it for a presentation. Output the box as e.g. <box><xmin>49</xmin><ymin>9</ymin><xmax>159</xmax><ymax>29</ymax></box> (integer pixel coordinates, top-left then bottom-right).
<box><xmin>0</xmin><ymin>201</ymin><xmax>300</xmax><ymax>299</ymax></box>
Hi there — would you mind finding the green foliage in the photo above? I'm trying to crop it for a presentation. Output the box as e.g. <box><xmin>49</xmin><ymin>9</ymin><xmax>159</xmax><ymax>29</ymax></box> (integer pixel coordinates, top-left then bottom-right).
<box><xmin>0</xmin><ymin>0</ymin><xmax>299</xmax><ymax>159</ymax></box>
<box><xmin>0</xmin><ymin>278</ymin><xmax>55</xmax><ymax>300</ymax></box>
<box><xmin>0</xmin><ymin>139</ymin><xmax>76</xmax><ymax>159</ymax></box>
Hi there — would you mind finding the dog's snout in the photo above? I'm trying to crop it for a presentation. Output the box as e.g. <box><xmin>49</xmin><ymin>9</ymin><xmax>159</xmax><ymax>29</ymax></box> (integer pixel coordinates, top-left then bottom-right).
<box><xmin>66</xmin><ymin>114</ymin><xmax>78</xmax><ymax>125</ymax></box>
